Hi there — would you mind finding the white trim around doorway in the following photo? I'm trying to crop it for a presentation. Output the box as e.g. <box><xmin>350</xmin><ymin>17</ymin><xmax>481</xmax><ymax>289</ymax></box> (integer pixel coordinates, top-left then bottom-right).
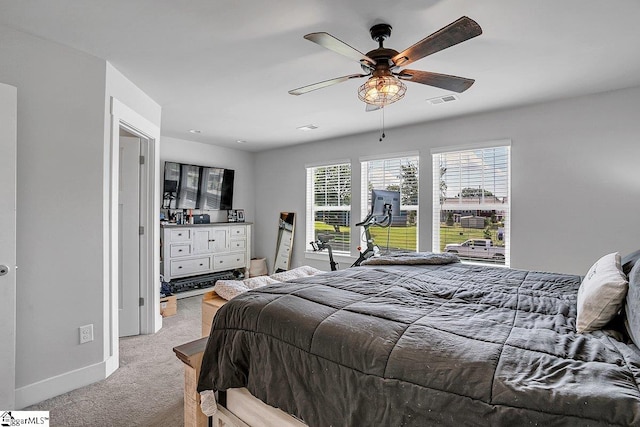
<box><xmin>106</xmin><ymin>98</ymin><xmax>161</xmax><ymax>376</ymax></box>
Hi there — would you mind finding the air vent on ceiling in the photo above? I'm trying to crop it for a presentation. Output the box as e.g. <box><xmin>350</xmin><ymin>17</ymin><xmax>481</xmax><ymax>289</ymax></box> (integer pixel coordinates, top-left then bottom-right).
<box><xmin>297</xmin><ymin>124</ymin><xmax>319</xmax><ymax>131</ymax></box>
<box><xmin>426</xmin><ymin>94</ymin><xmax>459</xmax><ymax>105</ymax></box>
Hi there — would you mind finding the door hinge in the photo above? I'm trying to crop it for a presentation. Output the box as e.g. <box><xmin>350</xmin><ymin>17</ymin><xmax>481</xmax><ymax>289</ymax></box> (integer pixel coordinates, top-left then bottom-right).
<box><xmin>139</xmin><ymin>297</ymin><xmax>144</xmax><ymax>307</ymax></box>
<box><xmin>139</xmin><ymin>155</ymin><xmax>145</xmax><ymax>165</ymax></box>
<box><xmin>139</xmin><ymin>226</ymin><xmax>144</xmax><ymax>235</ymax></box>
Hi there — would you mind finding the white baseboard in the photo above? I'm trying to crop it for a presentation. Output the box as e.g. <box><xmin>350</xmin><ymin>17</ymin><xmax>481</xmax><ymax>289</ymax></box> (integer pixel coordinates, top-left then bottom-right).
<box><xmin>15</xmin><ymin>355</ymin><xmax>117</xmax><ymax>409</ymax></box>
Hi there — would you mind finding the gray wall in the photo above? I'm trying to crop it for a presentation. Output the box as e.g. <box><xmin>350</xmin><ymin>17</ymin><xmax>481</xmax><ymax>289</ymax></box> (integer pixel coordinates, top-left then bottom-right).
<box><xmin>160</xmin><ymin>136</ymin><xmax>256</xmax><ymax>227</ymax></box>
<box><xmin>253</xmin><ymin>86</ymin><xmax>640</xmax><ymax>276</ymax></box>
<box><xmin>0</xmin><ymin>25</ymin><xmax>107</xmax><ymax>391</ymax></box>
<box><xmin>1</xmin><ymin>24</ymin><xmax>161</xmax><ymax>407</ymax></box>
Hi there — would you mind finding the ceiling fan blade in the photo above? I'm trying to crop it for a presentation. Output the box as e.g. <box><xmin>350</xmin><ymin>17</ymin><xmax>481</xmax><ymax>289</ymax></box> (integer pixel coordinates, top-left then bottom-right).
<box><xmin>365</xmin><ymin>104</ymin><xmax>381</xmax><ymax>112</ymax></box>
<box><xmin>289</xmin><ymin>74</ymin><xmax>369</xmax><ymax>96</ymax></box>
<box><xmin>392</xmin><ymin>16</ymin><xmax>482</xmax><ymax>67</ymax></box>
<box><xmin>304</xmin><ymin>32</ymin><xmax>376</xmax><ymax>67</ymax></box>
<box><xmin>397</xmin><ymin>69</ymin><xmax>475</xmax><ymax>93</ymax></box>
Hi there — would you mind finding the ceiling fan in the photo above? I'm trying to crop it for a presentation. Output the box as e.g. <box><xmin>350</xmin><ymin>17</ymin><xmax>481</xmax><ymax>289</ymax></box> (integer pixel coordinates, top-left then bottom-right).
<box><xmin>289</xmin><ymin>16</ymin><xmax>482</xmax><ymax>108</ymax></box>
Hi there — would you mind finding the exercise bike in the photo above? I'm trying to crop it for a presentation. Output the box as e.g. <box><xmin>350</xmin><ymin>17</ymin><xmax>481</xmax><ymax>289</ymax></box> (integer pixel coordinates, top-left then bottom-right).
<box><xmin>310</xmin><ymin>234</ymin><xmax>339</xmax><ymax>271</ymax></box>
<box><xmin>310</xmin><ymin>202</ymin><xmax>394</xmax><ymax>271</ymax></box>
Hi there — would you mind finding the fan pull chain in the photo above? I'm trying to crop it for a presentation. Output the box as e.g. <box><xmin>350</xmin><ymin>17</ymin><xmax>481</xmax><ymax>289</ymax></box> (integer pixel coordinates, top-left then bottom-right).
<box><xmin>379</xmin><ymin>107</ymin><xmax>386</xmax><ymax>142</ymax></box>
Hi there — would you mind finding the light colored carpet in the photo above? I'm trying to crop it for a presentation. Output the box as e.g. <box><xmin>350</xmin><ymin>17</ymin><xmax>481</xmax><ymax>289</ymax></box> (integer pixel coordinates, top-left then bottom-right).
<box><xmin>25</xmin><ymin>296</ymin><xmax>203</xmax><ymax>426</ymax></box>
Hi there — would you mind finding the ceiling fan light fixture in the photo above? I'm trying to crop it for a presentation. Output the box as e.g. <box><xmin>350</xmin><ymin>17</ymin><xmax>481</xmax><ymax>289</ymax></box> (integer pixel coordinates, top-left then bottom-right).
<box><xmin>358</xmin><ymin>75</ymin><xmax>407</xmax><ymax>106</ymax></box>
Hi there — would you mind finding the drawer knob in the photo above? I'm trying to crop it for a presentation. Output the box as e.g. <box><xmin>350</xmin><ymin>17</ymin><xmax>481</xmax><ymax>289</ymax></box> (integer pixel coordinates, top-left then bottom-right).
<box><xmin>209</xmin><ymin>239</ymin><xmax>216</xmax><ymax>242</ymax></box>
<box><xmin>200</xmin><ymin>263</ymin><xmax>204</xmax><ymax>266</ymax></box>
<box><xmin>178</xmin><ymin>266</ymin><xmax>183</xmax><ymax>269</ymax></box>
<box><xmin>178</xmin><ymin>249</ymin><xmax>182</xmax><ymax>252</ymax></box>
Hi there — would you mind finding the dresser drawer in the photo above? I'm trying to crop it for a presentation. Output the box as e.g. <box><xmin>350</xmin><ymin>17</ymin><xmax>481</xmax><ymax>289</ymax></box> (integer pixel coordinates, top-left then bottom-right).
<box><xmin>229</xmin><ymin>226</ymin><xmax>246</xmax><ymax>237</ymax></box>
<box><xmin>170</xmin><ymin>257</ymin><xmax>211</xmax><ymax>277</ymax></box>
<box><xmin>229</xmin><ymin>240</ymin><xmax>246</xmax><ymax>251</ymax></box>
<box><xmin>170</xmin><ymin>243</ymin><xmax>191</xmax><ymax>258</ymax></box>
<box><xmin>275</xmin><ymin>245</ymin><xmax>290</xmax><ymax>262</ymax></box>
<box><xmin>169</xmin><ymin>229</ymin><xmax>191</xmax><ymax>242</ymax></box>
<box><xmin>214</xmin><ymin>252</ymin><xmax>246</xmax><ymax>270</ymax></box>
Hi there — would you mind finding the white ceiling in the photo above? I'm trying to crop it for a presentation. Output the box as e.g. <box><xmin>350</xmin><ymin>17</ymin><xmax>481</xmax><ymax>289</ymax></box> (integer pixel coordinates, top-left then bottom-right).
<box><xmin>1</xmin><ymin>0</ymin><xmax>640</xmax><ymax>152</ymax></box>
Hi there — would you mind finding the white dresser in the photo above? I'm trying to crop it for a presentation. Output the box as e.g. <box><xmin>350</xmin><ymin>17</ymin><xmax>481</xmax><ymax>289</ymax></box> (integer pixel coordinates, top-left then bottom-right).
<box><xmin>161</xmin><ymin>223</ymin><xmax>252</xmax><ymax>282</ymax></box>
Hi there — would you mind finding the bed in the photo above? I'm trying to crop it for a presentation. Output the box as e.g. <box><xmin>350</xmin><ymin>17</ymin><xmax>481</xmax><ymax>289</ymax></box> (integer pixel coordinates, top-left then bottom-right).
<box><xmin>197</xmin><ymin>252</ymin><xmax>640</xmax><ymax>426</ymax></box>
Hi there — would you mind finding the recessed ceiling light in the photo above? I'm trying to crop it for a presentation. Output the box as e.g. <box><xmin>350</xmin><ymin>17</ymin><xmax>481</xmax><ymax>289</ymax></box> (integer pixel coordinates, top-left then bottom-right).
<box><xmin>188</xmin><ymin>129</ymin><xmax>201</xmax><ymax>134</ymax></box>
<box><xmin>236</xmin><ymin>140</ymin><xmax>247</xmax><ymax>144</ymax></box>
<box><xmin>297</xmin><ymin>124</ymin><xmax>318</xmax><ymax>131</ymax></box>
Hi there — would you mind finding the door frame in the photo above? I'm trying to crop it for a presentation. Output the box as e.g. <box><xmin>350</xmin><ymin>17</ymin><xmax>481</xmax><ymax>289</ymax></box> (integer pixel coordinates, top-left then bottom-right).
<box><xmin>106</xmin><ymin>97</ymin><xmax>161</xmax><ymax>375</ymax></box>
<box><xmin>0</xmin><ymin>83</ymin><xmax>17</xmax><ymax>409</ymax></box>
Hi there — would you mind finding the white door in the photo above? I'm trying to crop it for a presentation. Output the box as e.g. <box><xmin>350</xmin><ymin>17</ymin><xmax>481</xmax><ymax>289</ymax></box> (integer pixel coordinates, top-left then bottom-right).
<box><xmin>0</xmin><ymin>83</ymin><xmax>17</xmax><ymax>408</ymax></box>
<box><xmin>119</xmin><ymin>136</ymin><xmax>141</xmax><ymax>337</ymax></box>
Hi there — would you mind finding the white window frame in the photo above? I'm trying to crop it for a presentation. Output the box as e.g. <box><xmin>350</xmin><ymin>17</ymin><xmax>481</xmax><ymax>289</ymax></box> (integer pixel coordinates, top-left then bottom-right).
<box><xmin>360</xmin><ymin>152</ymin><xmax>419</xmax><ymax>252</ymax></box>
<box><xmin>431</xmin><ymin>140</ymin><xmax>511</xmax><ymax>267</ymax></box>
<box><xmin>305</xmin><ymin>160</ymin><xmax>352</xmax><ymax>255</ymax></box>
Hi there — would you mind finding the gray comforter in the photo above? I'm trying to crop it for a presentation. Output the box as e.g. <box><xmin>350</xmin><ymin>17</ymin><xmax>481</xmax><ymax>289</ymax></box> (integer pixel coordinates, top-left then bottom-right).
<box><xmin>198</xmin><ymin>263</ymin><xmax>640</xmax><ymax>426</ymax></box>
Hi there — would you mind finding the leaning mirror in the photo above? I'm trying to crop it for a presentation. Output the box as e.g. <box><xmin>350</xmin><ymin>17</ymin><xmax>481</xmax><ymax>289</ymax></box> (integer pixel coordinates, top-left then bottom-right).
<box><xmin>274</xmin><ymin>212</ymin><xmax>295</xmax><ymax>273</ymax></box>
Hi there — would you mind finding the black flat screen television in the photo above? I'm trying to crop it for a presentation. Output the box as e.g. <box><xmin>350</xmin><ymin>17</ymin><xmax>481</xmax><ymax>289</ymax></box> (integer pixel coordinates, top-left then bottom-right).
<box><xmin>162</xmin><ymin>161</ymin><xmax>234</xmax><ymax>210</ymax></box>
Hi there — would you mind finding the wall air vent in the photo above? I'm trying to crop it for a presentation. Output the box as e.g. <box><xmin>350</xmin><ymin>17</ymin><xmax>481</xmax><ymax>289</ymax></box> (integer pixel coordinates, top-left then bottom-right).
<box><xmin>426</xmin><ymin>94</ymin><xmax>459</xmax><ymax>105</ymax></box>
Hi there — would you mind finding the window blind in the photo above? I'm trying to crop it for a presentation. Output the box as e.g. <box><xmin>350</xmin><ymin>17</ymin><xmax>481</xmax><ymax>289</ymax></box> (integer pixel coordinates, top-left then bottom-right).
<box><xmin>361</xmin><ymin>155</ymin><xmax>419</xmax><ymax>252</ymax></box>
<box><xmin>306</xmin><ymin>163</ymin><xmax>351</xmax><ymax>253</ymax></box>
<box><xmin>432</xmin><ymin>145</ymin><xmax>510</xmax><ymax>266</ymax></box>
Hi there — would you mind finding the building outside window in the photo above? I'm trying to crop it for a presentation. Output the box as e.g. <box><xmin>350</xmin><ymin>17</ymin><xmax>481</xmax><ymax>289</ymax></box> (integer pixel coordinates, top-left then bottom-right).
<box><xmin>432</xmin><ymin>142</ymin><xmax>511</xmax><ymax>266</ymax></box>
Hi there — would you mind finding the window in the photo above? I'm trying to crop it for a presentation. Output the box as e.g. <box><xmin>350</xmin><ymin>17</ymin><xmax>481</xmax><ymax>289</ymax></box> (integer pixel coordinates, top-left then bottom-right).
<box><xmin>306</xmin><ymin>162</ymin><xmax>351</xmax><ymax>253</ymax></box>
<box><xmin>432</xmin><ymin>143</ymin><xmax>510</xmax><ymax>266</ymax></box>
<box><xmin>361</xmin><ymin>154</ymin><xmax>419</xmax><ymax>252</ymax></box>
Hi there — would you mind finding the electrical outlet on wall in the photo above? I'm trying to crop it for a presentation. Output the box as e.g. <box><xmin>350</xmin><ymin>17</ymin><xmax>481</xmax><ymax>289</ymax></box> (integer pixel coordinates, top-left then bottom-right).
<box><xmin>79</xmin><ymin>324</ymin><xmax>93</xmax><ymax>344</ymax></box>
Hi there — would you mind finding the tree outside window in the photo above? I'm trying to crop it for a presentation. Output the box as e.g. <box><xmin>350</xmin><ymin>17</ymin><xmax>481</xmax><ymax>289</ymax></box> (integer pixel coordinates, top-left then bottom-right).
<box><xmin>306</xmin><ymin>163</ymin><xmax>351</xmax><ymax>253</ymax></box>
<box><xmin>361</xmin><ymin>156</ymin><xmax>419</xmax><ymax>252</ymax></box>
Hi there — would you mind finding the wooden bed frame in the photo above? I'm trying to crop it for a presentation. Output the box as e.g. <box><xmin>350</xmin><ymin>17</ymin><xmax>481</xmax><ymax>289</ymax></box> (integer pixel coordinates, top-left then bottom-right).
<box><xmin>175</xmin><ymin>264</ymin><xmax>640</xmax><ymax>426</ymax></box>
<box><xmin>173</xmin><ymin>291</ymin><xmax>225</xmax><ymax>427</ymax></box>
<box><xmin>173</xmin><ymin>337</ymin><xmax>208</xmax><ymax>427</ymax></box>
<box><xmin>173</xmin><ymin>291</ymin><xmax>305</xmax><ymax>427</ymax></box>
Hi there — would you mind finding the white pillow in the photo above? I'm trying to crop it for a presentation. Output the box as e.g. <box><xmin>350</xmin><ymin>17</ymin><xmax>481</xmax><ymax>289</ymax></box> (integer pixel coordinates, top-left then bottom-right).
<box><xmin>576</xmin><ymin>252</ymin><xmax>629</xmax><ymax>333</ymax></box>
<box><xmin>213</xmin><ymin>266</ymin><xmax>324</xmax><ymax>300</ymax></box>
<box><xmin>213</xmin><ymin>279</ymin><xmax>250</xmax><ymax>301</ymax></box>
<box><xmin>269</xmin><ymin>265</ymin><xmax>323</xmax><ymax>282</ymax></box>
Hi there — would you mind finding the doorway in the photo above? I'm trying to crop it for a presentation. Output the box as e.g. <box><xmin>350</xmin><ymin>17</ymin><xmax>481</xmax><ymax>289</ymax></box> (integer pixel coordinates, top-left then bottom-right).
<box><xmin>107</xmin><ymin>98</ymin><xmax>161</xmax><ymax>376</ymax></box>
<box><xmin>118</xmin><ymin>131</ymin><xmax>143</xmax><ymax>337</ymax></box>
<box><xmin>0</xmin><ymin>83</ymin><xmax>17</xmax><ymax>409</ymax></box>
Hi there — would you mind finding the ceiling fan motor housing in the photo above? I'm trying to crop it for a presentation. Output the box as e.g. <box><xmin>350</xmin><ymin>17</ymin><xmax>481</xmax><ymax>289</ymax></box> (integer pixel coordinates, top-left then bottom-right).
<box><xmin>364</xmin><ymin>48</ymin><xmax>400</xmax><ymax>73</ymax></box>
<box><xmin>360</xmin><ymin>23</ymin><xmax>399</xmax><ymax>73</ymax></box>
